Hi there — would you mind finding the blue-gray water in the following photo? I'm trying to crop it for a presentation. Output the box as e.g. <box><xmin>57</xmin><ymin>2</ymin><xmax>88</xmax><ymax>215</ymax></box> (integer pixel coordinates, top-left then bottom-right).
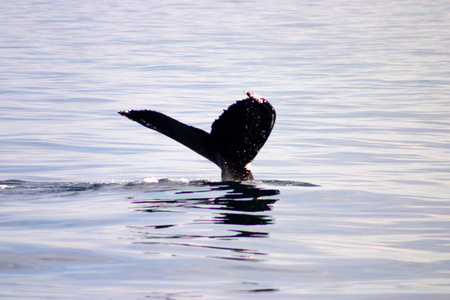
<box><xmin>1</xmin><ymin>1</ymin><xmax>450</xmax><ymax>299</ymax></box>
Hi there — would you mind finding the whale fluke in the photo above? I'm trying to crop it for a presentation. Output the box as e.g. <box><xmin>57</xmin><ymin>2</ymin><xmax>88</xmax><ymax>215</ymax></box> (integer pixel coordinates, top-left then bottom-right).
<box><xmin>119</xmin><ymin>91</ymin><xmax>276</xmax><ymax>181</ymax></box>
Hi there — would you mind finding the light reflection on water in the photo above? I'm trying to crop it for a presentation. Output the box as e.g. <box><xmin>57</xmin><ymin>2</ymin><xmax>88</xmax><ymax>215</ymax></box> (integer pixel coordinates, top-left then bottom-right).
<box><xmin>1</xmin><ymin>0</ymin><xmax>450</xmax><ymax>298</ymax></box>
<box><xmin>1</xmin><ymin>179</ymin><xmax>449</xmax><ymax>299</ymax></box>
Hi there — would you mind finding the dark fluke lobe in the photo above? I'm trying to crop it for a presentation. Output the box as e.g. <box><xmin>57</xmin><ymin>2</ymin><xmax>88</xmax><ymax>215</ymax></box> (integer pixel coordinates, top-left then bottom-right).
<box><xmin>119</xmin><ymin>91</ymin><xmax>276</xmax><ymax>181</ymax></box>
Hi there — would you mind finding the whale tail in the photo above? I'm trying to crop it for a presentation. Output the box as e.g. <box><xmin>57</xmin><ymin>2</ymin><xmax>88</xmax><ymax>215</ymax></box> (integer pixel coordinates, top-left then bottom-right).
<box><xmin>119</xmin><ymin>91</ymin><xmax>276</xmax><ymax>181</ymax></box>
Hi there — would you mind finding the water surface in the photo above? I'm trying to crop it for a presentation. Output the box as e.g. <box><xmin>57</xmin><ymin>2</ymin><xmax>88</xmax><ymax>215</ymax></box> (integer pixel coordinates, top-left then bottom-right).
<box><xmin>1</xmin><ymin>0</ymin><xmax>450</xmax><ymax>299</ymax></box>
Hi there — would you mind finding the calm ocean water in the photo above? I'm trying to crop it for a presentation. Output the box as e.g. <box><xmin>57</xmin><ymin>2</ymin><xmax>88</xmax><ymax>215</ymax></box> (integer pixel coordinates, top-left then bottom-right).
<box><xmin>1</xmin><ymin>0</ymin><xmax>450</xmax><ymax>299</ymax></box>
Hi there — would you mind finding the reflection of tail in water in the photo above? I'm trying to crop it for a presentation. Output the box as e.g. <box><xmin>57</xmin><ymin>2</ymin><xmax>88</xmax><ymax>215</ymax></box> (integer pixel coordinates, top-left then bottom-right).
<box><xmin>215</xmin><ymin>212</ymin><xmax>274</xmax><ymax>226</ymax></box>
<box><xmin>208</xmin><ymin>181</ymin><xmax>279</xmax><ymax>225</ymax></box>
<box><xmin>119</xmin><ymin>91</ymin><xmax>276</xmax><ymax>182</ymax></box>
<box><xmin>131</xmin><ymin>181</ymin><xmax>279</xmax><ymax>226</ymax></box>
<box><xmin>132</xmin><ymin>181</ymin><xmax>280</xmax><ymax>226</ymax></box>
<box><xmin>129</xmin><ymin>181</ymin><xmax>279</xmax><ymax>261</ymax></box>
<box><xmin>210</xmin><ymin>181</ymin><xmax>280</xmax><ymax>200</ymax></box>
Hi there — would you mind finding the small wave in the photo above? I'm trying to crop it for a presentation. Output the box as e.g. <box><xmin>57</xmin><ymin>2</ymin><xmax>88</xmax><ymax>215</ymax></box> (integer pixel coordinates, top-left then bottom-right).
<box><xmin>0</xmin><ymin>180</ymin><xmax>109</xmax><ymax>197</ymax></box>
<box><xmin>261</xmin><ymin>180</ymin><xmax>319</xmax><ymax>187</ymax></box>
<box><xmin>0</xmin><ymin>179</ymin><xmax>25</xmax><ymax>191</ymax></box>
<box><xmin>129</xmin><ymin>177</ymin><xmax>191</xmax><ymax>185</ymax></box>
<box><xmin>0</xmin><ymin>177</ymin><xmax>317</xmax><ymax>198</ymax></box>
<box><xmin>0</xmin><ymin>179</ymin><xmax>27</xmax><ymax>186</ymax></box>
<box><xmin>124</xmin><ymin>178</ymin><xmax>318</xmax><ymax>187</ymax></box>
